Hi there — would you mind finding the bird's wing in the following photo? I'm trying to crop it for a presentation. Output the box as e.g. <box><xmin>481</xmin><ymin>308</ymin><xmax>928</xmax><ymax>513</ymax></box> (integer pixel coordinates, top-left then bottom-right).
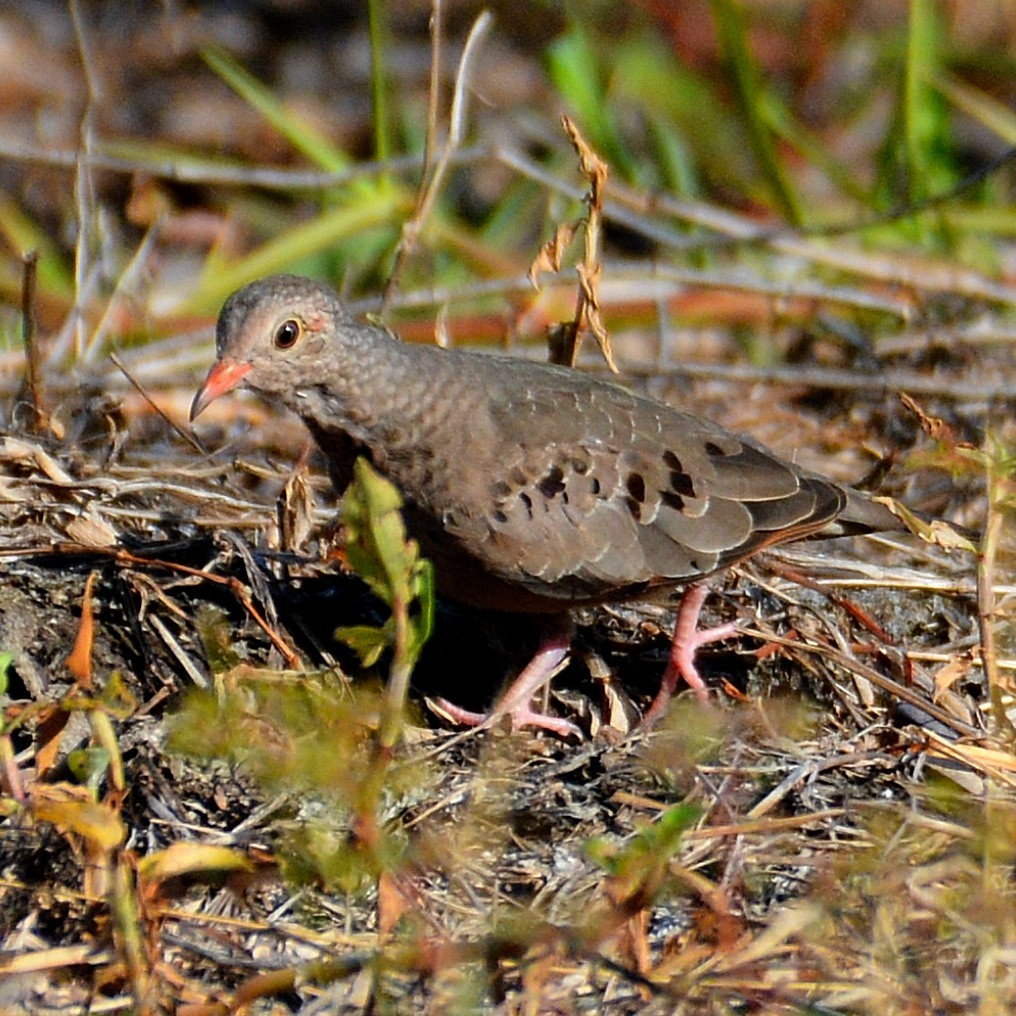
<box><xmin>438</xmin><ymin>373</ymin><xmax>847</xmax><ymax>602</ymax></box>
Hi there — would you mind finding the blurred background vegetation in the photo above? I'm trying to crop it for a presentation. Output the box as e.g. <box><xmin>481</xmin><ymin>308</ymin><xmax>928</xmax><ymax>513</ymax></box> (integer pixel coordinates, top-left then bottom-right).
<box><xmin>1</xmin><ymin>0</ymin><xmax>1014</xmax><ymax>367</ymax></box>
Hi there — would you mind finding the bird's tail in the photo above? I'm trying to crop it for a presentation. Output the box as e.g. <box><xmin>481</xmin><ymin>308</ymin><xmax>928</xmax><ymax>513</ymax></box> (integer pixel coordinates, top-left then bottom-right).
<box><xmin>822</xmin><ymin>489</ymin><xmax>978</xmax><ymax>551</ymax></box>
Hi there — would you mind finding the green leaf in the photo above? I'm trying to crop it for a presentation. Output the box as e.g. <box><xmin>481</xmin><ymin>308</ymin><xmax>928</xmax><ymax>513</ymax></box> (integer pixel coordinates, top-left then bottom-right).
<box><xmin>407</xmin><ymin>559</ymin><xmax>435</xmax><ymax>663</ymax></box>
<box><xmin>336</xmin><ymin>623</ymin><xmax>391</xmax><ymax>668</ymax></box>
<box><xmin>0</xmin><ymin>196</ymin><xmax>74</xmax><ymax>298</ymax></box>
<box><xmin>586</xmin><ymin>801</ymin><xmax>700</xmax><ymax>905</ymax></box>
<box><xmin>194</xmin><ymin>605</ymin><xmax>242</xmax><ymax>675</ymax></box>
<box><xmin>612</xmin><ymin>37</ymin><xmax>749</xmax><ymax>196</ymax></box>
<box><xmin>588</xmin><ymin>801</ymin><xmax>700</xmax><ymax>876</ymax></box>
<box><xmin>337</xmin><ymin>458</ymin><xmax>436</xmax><ymax>748</ymax></box>
<box><xmin>904</xmin><ymin>0</ymin><xmax>955</xmax><ymax>202</ymax></box>
<box><xmin>68</xmin><ymin>747</ymin><xmax>112</xmax><ymax>795</ymax></box>
<box><xmin>933</xmin><ymin>73</ymin><xmax>1016</xmax><ymax>145</ymax></box>
<box><xmin>0</xmin><ymin>651</ymin><xmax>12</xmax><ymax>697</ymax></box>
<box><xmin>366</xmin><ymin>0</ymin><xmax>392</xmax><ymax>165</ymax></box>
<box><xmin>341</xmin><ymin>457</ymin><xmax>418</xmax><ymax>609</ymax></box>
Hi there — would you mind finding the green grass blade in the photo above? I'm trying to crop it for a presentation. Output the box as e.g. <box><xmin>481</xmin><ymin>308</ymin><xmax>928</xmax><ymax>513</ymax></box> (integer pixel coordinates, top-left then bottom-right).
<box><xmin>612</xmin><ymin>38</ymin><xmax>751</xmax><ymax>196</ymax></box>
<box><xmin>759</xmin><ymin>93</ymin><xmax>872</xmax><ymax>209</ymax></box>
<box><xmin>905</xmin><ymin>0</ymin><xmax>949</xmax><ymax>202</ymax></box>
<box><xmin>0</xmin><ymin>196</ymin><xmax>74</xmax><ymax>298</ymax></box>
<box><xmin>202</xmin><ymin>47</ymin><xmax>351</xmax><ymax>174</ymax></box>
<box><xmin>183</xmin><ymin>190</ymin><xmax>408</xmax><ymax>312</ymax></box>
<box><xmin>546</xmin><ymin>27</ymin><xmax>640</xmax><ymax>184</ymax></box>
<box><xmin>366</xmin><ymin>0</ymin><xmax>392</xmax><ymax>165</ymax></box>
<box><xmin>708</xmin><ymin>0</ymin><xmax>804</xmax><ymax>225</ymax></box>
<box><xmin>933</xmin><ymin>73</ymin><xmax>1016</xmax><ymax>145</ymax></box>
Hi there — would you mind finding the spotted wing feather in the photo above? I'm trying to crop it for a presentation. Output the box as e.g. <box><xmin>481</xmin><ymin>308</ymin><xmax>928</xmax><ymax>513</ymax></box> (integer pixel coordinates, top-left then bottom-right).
<box><xmin>455</xmin><ymin>367</ymin><xmax>847</xmax><ymax>603</ymax></box>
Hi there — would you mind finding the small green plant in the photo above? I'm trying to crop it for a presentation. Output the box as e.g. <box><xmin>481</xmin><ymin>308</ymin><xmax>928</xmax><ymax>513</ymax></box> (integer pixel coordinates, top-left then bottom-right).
<box><xmin>170</xmin><ymin>460</ymin><xmax>435</xmax><ymax>907</ymax></box>
<box><xmin>338</xmin><ymin>456</ymin><xmax>435</xmax><ymax>751</ymax></box>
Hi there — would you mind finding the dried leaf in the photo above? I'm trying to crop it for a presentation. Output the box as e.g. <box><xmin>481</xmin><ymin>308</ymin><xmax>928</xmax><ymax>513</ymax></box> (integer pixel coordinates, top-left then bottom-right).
<box><xmin>563</xmin><ymin>114</ymin><xmax>609</xmax><ymax>194</ymax></box>
<box><xmin>576</xmin><ymin>261</ymin><xmax>616</xmax><ymax>371</ymax></box>
<box><xmin>279</xmin><ymin>457</ymin><xmax>315</xmax><ymax>552</ymax></box>
<box><xmin>378</xmin><ymin>870</ymin><xmax>411</xmax><ymax>936</ymax></box>
<box><xmin>0</xmin><ymin>436</ymin><xmax>74</xmax><ymax>483</ymax></box>
<box><xmin>872</xmin><ymin>497</ymin><xmax>978</xmax><ymax>553</ymax></box>
<box><xmin>65</xmin><ymin>511</ymin><xmax>118</xmax><ymax>549</ymax></box>
<box><xmin>139</xmin><ymin>841</ymin><xmax>253</xmax><ymax>885</ymax></box>
<box><xmin>933</xmin><ymin>654</ymin><xmax>975</xmax><ymax>699</ymax></box>
<box><xmin>65</xmin><ymin>572</ymin><xmax>98</xmax><ymax>688</ymax></box>
<box><xmin>527</xmin><ymin>222</ymin><xmax>577</xmax><ymax>286</ymax></box>
<box><xmin>33</xmin><ymin>786</ymin><xmax>125</xmax><ymax>850</ymax></box>
<box><xmin>34</xmin><ymin>707</ymin><xmax>71</xmax><ymax>778</ymax></box>
<box><xmin>899</xmin><ymin>392</ymin><xmax>969</xmax><ymax>447</ymax></box>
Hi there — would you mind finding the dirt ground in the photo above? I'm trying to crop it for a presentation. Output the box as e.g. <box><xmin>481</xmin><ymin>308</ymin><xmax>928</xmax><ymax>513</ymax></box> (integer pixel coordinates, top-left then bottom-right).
<box><xmin>1</xmin><ymin>335</ymin><xmax>1009</xmax><ymax>1012</ymax></box>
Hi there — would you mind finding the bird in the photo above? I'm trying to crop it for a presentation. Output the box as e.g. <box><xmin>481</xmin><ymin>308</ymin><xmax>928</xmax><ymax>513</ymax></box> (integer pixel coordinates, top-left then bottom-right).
<box><xmin>190</xmin><ymin>274</ymin><xmax>905</xmax><ymax>736</ymax></box>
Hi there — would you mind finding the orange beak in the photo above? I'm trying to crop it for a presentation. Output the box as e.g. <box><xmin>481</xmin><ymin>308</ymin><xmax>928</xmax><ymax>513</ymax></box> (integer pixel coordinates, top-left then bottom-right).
<box><xmin>190</xmin><ymin>358</ymin><xmax>252</xmax><ymax>421</ymax></box>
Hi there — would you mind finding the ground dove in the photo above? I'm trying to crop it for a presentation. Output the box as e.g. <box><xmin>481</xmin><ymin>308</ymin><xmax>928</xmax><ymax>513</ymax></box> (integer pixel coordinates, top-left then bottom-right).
<box><xmin>191</xmin><ymin>274</ymin><xmax>903</xmax><ymax>736</ymax></box>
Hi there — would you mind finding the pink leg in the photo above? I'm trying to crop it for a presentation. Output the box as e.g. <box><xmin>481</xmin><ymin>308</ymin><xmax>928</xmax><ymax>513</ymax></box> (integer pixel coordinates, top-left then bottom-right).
<box><xmin>643</xmin><ymin>584</ymin><xmax>739</xmax><ymax>725</ymax></box>
<box><xmin>432</xmin><ymin>630</ymin><xmax>580</xmax><ymax>737</ymax></box>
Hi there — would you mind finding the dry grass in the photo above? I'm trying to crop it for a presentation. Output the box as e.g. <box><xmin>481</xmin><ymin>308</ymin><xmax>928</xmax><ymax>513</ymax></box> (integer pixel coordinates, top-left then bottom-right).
<box><xmin>1</xmin><ymin>3</ymin><xmax>1015</xmax><ymax>1013</ymax></box>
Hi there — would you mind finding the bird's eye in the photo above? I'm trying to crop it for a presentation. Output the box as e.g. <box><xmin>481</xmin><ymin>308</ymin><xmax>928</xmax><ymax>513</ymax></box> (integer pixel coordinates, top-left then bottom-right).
<box><xmin>273</xmin><ymin>319</ymin><xmax>301</xmax><ymax>349</ymax></box>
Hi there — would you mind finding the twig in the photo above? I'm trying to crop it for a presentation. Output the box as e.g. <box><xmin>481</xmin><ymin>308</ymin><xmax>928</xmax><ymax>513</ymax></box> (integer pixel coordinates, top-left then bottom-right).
<box><xmin>0</xmin><ymin>136</ymin><xmax>461</xmax><ymax>190</ymax></box>
<box><xmin>622</xmin><ymin>360</ymin><xmax>1016</xmax><ymax>404</ymax></box>
<box><xmin>421</xmin><ymin>0</ymin><xmax>443</xmax><ymax>185</ymax></box>
<box><xmin>109</xmin><ymin>351</ymin><xmax>207</xmax><ymax>455</ymax></box>
<box><xmin>381</xmin><ymin>10</ymin><xmax>494</xmax><ymax>314</ymax></box>
<box><xmin>84</xmin><ymin>226</ymin><xmax>161</xmax><ymax>365</ymax></box>
<box><xmin>977</xmin><ymin>436</ymin><xmax>1016</xmax><ymax>736</ymax></box>
<box><xmin>19</xmin><ymin>251</ymin><xmax>44</xmax><ymax>431</ymax></box>
<box><xmin>69</xmin><ymin>0</ymin><xmax>101</xmax><ymax>361</ymax></box>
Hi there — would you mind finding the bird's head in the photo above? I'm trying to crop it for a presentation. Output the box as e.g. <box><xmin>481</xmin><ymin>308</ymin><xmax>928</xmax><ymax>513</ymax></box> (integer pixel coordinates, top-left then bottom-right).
<box><xmin>190</xmin><ymin>274</ymin><xmax>356</xmax><ymax>420</ymax></box>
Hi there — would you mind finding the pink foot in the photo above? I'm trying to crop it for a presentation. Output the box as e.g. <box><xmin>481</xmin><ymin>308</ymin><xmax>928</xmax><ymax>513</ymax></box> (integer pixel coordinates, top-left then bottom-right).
<box><xmin>643</xmin><ymin>584</ymin><xmax>739</xmax><ymax>725</ymax></box>
<box><xmin>431</xmin><ymin>633</ymin><xmax>580</xmax><ymax>737</ymax></box>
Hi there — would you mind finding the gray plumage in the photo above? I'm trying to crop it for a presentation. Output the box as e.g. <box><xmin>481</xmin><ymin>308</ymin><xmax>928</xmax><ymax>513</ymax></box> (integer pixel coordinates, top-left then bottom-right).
<box><xmin>193</xmin><ymin>274</ymin><xmax>901</xmax><ymax>614</ymax></box>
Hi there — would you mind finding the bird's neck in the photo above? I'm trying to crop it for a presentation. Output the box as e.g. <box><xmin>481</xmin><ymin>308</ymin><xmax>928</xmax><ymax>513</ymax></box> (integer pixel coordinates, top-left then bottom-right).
<box><xmin>291</xmin><ymin>333</ymin><xmax>482</xmax><ymax>472</ymax></box>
